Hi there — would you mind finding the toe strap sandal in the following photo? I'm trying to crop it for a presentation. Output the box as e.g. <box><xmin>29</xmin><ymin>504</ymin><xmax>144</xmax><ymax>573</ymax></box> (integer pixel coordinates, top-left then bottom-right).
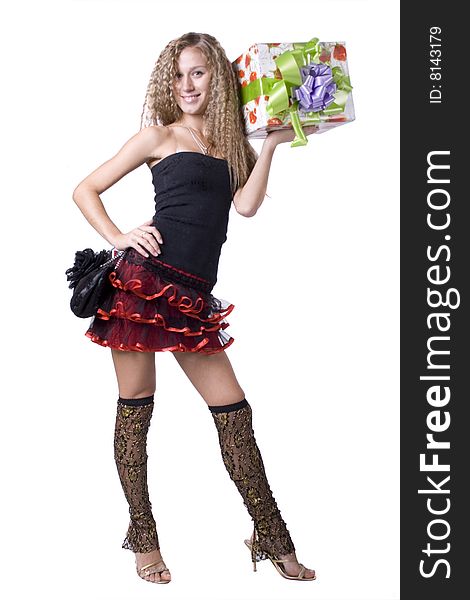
<box><xmin>137</xmin><ymin>559</ymin><xmax>171</xmax><ymax>584</ymax></box>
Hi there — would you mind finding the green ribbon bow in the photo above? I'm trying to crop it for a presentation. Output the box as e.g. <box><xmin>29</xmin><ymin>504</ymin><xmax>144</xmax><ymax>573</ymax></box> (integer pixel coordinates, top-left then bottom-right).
<box><xmin>266</xmin><ymin>38</ymin><xmax>322</xmax><ymax>147</ymax></box>
<box><xmin>239</xmin><ymin>38</ymin><xmax>353</xmax><ymax>147</ymax></box>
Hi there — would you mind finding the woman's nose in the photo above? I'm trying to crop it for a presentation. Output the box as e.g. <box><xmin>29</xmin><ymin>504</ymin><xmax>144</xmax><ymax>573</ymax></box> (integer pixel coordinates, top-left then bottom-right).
<box><xmin>181</xmin><ymin>74</ymin><xmax>194</xmax><ymax>90</ymax></box>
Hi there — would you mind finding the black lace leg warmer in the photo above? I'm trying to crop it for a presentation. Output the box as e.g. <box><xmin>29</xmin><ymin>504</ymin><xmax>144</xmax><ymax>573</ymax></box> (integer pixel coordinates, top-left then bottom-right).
<box><xmin>114</xmin><ymin>395</ymin><xmax>159</xmax><ymax>553</ymax></box>
<box><xmin>208</xmin><ymin>398</ymin><xmax>295</xmax><ymax>563</ymax></box>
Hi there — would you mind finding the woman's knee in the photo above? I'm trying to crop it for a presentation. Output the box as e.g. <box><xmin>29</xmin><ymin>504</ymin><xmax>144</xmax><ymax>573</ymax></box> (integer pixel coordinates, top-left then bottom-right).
<box><xmin>111</xmin><ymin>349</ymin><xmax>156</xmax><ymax>399</ymax></box>
<box><xmin>172</xmin><ymin>350</ymin><xmax>245</xmax><ymax>406</ymax></box>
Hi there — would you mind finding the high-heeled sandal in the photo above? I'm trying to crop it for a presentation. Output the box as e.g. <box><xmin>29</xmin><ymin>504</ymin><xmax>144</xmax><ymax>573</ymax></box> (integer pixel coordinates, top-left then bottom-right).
<box><xmin>244</xmin><ymin>527</ymin><xmax>316</xmax><ymax>582</ymax></box>
<box><xmin>136</xmin><ymin>558</ymin><xmax>171</xmax><ymax>584</ymax></box>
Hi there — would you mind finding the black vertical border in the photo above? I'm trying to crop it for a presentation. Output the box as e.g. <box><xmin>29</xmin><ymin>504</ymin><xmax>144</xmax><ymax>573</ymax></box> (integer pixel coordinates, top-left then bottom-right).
<box><xmin>401</xmin><ymin>2</ymin><xmax>468</xmax><ymax>599</ymax></box>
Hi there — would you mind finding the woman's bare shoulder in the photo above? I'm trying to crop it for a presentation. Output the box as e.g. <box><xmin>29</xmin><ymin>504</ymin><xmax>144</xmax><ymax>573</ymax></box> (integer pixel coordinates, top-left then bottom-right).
<box><xmin>135</xmin><ymin>124</ymin><xmax>171</xmax><ymax>145</ymax></box>
<box><xmin>130</xmin><ymin>126</ymin><xmax>174</xmax><ymax>168</ymax></box>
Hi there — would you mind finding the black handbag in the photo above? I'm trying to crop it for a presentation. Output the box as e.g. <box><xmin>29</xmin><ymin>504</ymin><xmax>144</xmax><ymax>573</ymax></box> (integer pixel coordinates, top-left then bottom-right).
<box><xmin>65</xmin><ymin>247</ymin><xmax>126</xmax><ymax>318</ymax></box>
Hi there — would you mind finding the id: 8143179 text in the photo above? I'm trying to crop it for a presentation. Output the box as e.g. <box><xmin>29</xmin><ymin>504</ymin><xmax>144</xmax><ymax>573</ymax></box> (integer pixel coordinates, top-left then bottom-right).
<box><xmin>429</xmin><ymin>26</ymin><xmax>442</xmax><ymax>104</ymax></box>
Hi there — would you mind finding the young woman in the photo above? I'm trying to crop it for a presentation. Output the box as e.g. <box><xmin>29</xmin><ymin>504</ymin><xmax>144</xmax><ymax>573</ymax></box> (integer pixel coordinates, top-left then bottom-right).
<box><xmin>72</xmin><ymin>31</ymin><xmax>316</xmax><ymax>584</ymax></box>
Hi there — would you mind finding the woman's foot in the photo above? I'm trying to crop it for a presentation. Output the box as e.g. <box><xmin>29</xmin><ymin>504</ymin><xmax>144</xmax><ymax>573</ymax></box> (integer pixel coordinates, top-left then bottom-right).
<box><xmin>135</xmin><ymin>547</ymin><xmax>171</xmax><ymax>583</ymax></box>
<box><xmin>274</xmin><ymin>551</ymin><xmax>316</xmax><ymax>579</ymax></box>
<box><xmin>246</xmin><ymin>532</ymin><xmax>316</xmax><ymax>580</ymax></box>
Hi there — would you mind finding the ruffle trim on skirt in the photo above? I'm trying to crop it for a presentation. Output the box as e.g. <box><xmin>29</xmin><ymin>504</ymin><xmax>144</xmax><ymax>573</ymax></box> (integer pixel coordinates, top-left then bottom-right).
<box><xmin>84</xmin><ymin>248</ymin><xmax>235</xmax><ymax>354</ymax></box>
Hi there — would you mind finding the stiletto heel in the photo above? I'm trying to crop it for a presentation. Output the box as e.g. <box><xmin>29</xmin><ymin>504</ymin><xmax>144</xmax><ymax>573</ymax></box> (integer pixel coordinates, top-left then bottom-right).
<box><xmin>244</xmin><ymin>524</ymin><xmax>259</xmax><ymax>572</ymax></box>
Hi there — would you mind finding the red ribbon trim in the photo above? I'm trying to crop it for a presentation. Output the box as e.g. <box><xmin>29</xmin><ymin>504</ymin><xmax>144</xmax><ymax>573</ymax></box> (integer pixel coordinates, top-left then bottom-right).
<box><xmin>107</xmin><ymin>272</ymin><xmax>235</xmax><ymax>323</ymax></box>
<box><xmin>95</xmin><ymin>301</ymin><xmax>231</xmax><ymax>335</ymax></box>
<box><xmin>85</xmin><ymin>330</ymin><xmax>235</xmax><ymax>354</ymax></box>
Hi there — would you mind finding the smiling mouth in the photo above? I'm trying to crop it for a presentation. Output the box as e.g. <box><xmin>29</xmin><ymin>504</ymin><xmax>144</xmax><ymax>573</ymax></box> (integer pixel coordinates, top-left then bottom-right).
<box><xmin>181</xmin><ymin>94</ymin><xmax>201</xmax><ymax>103</ymax></box>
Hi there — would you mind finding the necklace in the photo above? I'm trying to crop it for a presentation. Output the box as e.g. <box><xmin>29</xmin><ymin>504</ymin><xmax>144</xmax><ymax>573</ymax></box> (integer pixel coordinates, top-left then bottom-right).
<box><xmin>186</xmin><ymin>126</ymin><xmax>209</xmax><ymax>155</ymax></box>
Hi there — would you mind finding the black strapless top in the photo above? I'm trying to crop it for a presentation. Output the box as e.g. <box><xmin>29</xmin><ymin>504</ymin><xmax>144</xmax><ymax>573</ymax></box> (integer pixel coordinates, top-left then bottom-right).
<box><xmin>150</xmin><ymin>152</ymin><xmax>232</xmax><ymax>289</ymax></box>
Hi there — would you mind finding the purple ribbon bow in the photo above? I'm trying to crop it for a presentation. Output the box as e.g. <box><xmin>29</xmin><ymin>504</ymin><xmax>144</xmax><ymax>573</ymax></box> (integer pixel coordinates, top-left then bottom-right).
<box><xmin>294</xmin><ymin>63</ymin><xmax>337</xmax><ymax>112</ymax></box>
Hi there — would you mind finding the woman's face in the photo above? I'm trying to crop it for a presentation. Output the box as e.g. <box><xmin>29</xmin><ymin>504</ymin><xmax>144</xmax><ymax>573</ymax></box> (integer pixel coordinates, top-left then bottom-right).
<box><xmin>172</xmin><ymin>46</ymin><xmax>211</xmax><ymax>117</ymax></box>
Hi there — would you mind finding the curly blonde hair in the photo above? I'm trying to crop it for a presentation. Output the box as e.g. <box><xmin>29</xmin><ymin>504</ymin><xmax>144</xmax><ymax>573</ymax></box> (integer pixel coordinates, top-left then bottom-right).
<box><xmin>140</xmin><ymin>32</ymin><xmax>257</xmax><ymax>193</ymax></box>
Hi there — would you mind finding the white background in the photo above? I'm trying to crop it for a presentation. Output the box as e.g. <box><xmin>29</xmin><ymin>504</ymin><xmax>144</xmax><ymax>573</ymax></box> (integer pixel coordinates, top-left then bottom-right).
<box><xmin>1</xmin><ymin>1</ymin><xmax>399</xmax><ymax>599</ymax></box>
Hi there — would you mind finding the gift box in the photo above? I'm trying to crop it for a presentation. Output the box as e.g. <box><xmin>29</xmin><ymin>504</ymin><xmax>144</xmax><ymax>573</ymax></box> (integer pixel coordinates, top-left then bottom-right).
<box><xmin>232</xmin><ymin>38</ymin><xmax>355</xmax><ymax>146</ymax></box>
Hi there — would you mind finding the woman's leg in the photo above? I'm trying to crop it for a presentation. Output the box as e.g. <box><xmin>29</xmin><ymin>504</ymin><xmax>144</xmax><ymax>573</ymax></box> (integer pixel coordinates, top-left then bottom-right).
<box><xmin>172</xmin><ymin>350</ymin><xmax>315</xmax><ymax>579</ymax></box>
<box><xmin>110</xmin><ymin>349</ymin><xmax>171</xmax><ymax>584</ymax></box>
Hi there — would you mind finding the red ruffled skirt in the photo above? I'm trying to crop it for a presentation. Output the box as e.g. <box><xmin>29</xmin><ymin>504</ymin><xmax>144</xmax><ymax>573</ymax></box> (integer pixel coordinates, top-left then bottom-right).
<box><xmin>85</xmin><ymin>248</ymin><xmax>235</xmax><ymax>353</ymax></box>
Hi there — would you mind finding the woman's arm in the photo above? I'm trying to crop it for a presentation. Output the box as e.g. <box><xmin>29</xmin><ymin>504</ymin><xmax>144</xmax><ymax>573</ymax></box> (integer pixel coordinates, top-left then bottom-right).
<box><xmin>233</xmin><ymin>125</ymin><xmax>318</xmax><ymax>217</ymax></box>
<box><xmin>72</xmin><ymin>126</ymin><xmax>168</xmax><ymax>255</ymax></box>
